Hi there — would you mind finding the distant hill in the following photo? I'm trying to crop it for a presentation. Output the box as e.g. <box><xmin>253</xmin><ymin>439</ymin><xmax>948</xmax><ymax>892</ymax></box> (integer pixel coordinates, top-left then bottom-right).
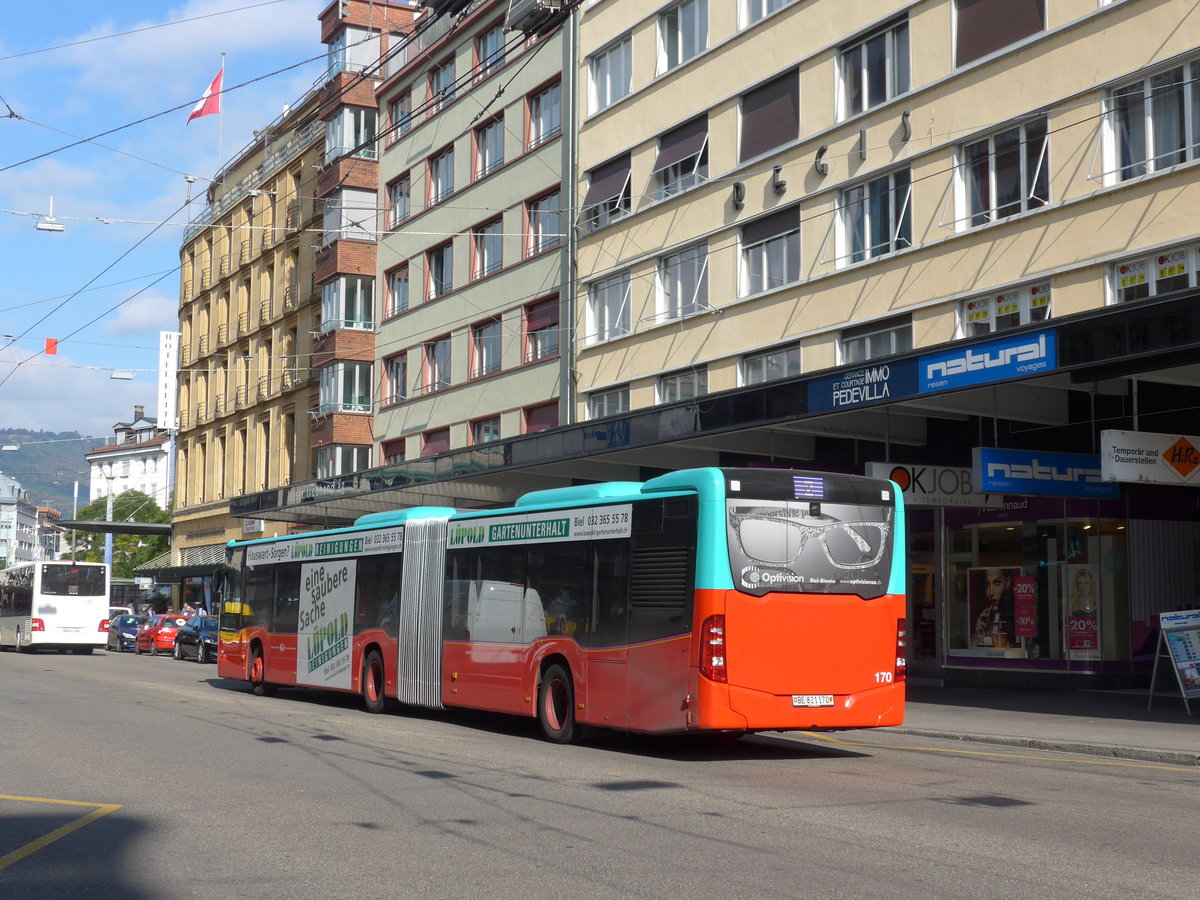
<box><xmin>0</xmin><ymin>429</ymin><xmax>108</xmax><ymax>514</ymax></box>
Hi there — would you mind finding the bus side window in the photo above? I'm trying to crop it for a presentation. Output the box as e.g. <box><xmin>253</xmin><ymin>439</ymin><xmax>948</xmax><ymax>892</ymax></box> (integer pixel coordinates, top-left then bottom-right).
<box><xmin>527</xmin><ymin>547</ymin><xmax>589</xmax><ymax>639</ymax></box>
<box><xmin>244</xmin><ymin>567</ymin><xmax>275</xmax><ymax>629</ymax></box>
<box><xmin>589</xmin><ymin>542</ymin><xmax>630</xmax><ymax>647</ymax></box>
<box><xmin>274</xmin><ymin>563</ymin><xmax>300</xmax><ymax>634</ymax></box>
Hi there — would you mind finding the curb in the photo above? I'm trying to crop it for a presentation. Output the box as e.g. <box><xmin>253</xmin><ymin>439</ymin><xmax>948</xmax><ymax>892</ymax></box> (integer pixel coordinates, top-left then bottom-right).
<box><xmin>879</xmin><ymin>726</ymin><xmax>1200</xmax><ymax>767</ymax></box>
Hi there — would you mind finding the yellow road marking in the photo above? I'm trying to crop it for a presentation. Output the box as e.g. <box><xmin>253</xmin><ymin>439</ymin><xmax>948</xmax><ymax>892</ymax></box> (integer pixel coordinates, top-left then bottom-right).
<box><xmin>800</xmin><ymin>732</ymin><xmax>1196</xmax><ymax>772</ymax></box>
<box><xmin>0</xmin><ymin>795</ymin><xmax>122</xmax><ymax>871</ymax></box>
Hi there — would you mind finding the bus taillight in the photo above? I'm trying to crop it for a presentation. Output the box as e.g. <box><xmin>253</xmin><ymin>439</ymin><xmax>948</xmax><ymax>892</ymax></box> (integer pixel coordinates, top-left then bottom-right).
<box><xmin>99</xmin><ymin>619</ymin><xmax>110</xmax><ymax>632</ymax></box>
<box><xmin>31</xmin><ymin>618</ymin><xmax>45</xmax><ymax>632</ymax></box>
<box><xmin>700</xmin><ymin>615</ymin><xmax>727</xmax><ymax>683</ymax></box>
<box><xmin>895</xmin><ymin>618</ymin><xmax>907</xmax><ymax>683</ymax></box>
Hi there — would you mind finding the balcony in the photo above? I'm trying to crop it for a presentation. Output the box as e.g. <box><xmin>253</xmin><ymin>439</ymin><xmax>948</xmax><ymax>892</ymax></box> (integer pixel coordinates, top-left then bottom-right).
<box><xmin>217</xmin><ymin>323</ymin><xmax>229</xmax><ymax>345</ymax></box>
<box><xmin>239</xmin><ymin>239</ymin><xmax>252</xmax><ymax>266</ymax></box>
<box><xmin>219</xmin><ymin>255</ymin><xmax>231</xmax><ymax>277</ymax></box>
<box><xmin>286</xmin><ymin>200</ymin><xmax>301</xmax><ymax>231</ymax></box>
<box><xmin>283</xmin><ymin>283</ymin><xmax>298</xmax><ymax>311</ymax></box>
<box><xmin>257</xmin><ymin>376</ymin><xmax>271</xmax><ymax>401</ymax></box>
<box><xmin>197</xmin><ymin>335</ymin><xmax>210</xmax><ymax>355</ymax></box>
<box><xmin>238</xmin><ymin>312</ymin><xmax>250</xmax><ymax>335</ymax></box>
<box><xmin>215</xmin><ymin>394</ymin><xmax>228</xmax><ymax>416</ymax></box>
<box><xmin>200</xmin><ymin>270</ymin><xmax>211</xmax><ymax>289</ymax></box>
<box><xmin>260</xmin><ymin>299</ymin><xmax>272</xmax><ymax>323</ymax></box>
<box><xmin>235</xmin><ymin>386</ymin><xmax>249</xmax><ymax>409</ymax></box>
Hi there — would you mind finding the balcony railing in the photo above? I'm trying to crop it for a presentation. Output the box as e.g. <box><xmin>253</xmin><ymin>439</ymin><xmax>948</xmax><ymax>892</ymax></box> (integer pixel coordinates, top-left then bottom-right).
<box><xmin>219</xmin><ymin>255</ymin><xmax>231</xmax><ymax>277</ymax></box>
<box><xmin>260</xmin><ymin>299</ymin><xmax>272</xmax><ymax>323</ymax></box>
<box><xmin>239</xmin><ymin>240</ymin><xmax>252</xmax><ymax>266</ymax></box>
<box><xmin>257</xmin><ymin>377</ymin><xmax>270</xmax><ymax>400</ymax></box>
<box><xmin>238</xmin><ymin>312</ymin><xmax>250</xmax><ymax>335</ymax></box>
<box><xmin>197</xmin><ymin>335</ymin><xmax>210</xmax><ymax>355</ymax></box>
<box><xmin>283</xmin><ymin>284</ymin><xmax>297</xmax><ymax>311</ymax></box>
<box><xmin>286</xmin><ymin>200</ymin><xmax>301</xmax><ymax>231</ymax></box>
<box><xmin>217</xmin><ymin>323</ymin><xmax>229</xmax><ymax>345</ymax></box>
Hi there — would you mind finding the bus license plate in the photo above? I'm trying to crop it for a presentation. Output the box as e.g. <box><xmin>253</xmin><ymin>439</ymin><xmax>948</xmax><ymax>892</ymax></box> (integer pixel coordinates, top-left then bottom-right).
<box><xmin>792</xmin><ymin>694</ymin><xmax>834</xmax><ymax>708</ymax></box>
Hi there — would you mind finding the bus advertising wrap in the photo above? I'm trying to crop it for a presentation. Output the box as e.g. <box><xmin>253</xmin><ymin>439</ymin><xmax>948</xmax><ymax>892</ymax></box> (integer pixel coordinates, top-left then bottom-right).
<box><xmin>447</xmin><ymin>505</ymin><xmax>633</xmax><ymax>549</ymax></box>
<box><xmin>296</xmin><ymin>560</ymin><xmax>356</xmax><ymax>690</ymax></box>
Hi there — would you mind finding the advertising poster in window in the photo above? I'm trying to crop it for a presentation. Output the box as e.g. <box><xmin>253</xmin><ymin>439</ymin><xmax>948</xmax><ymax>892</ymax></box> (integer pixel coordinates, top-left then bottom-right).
<box><xmin>969</xmin><ymin>566</ymin><xmax>1018</xmax><ymax>648</ymax></box>
<box><xmin>1065</xmin><ymin>564</ymin><xmax>1100</xmax><ymax>660</ymax></box>
<box><xmin>297</xmin><ymin>560</ymin><xmax>356</xmax><ymax>690</ymax></box>
<box><xmin>1013</xmin><ymin>575</ymin><xmax>1037</xmax><ymax>639</ymax></box>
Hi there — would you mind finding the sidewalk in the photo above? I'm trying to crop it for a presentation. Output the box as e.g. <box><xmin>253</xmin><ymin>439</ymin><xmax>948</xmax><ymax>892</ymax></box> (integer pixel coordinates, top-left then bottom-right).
<box><xmin>884</xmin><ymin>684</ymin><xmax>1200</xmax><ymax>766</ymax></box>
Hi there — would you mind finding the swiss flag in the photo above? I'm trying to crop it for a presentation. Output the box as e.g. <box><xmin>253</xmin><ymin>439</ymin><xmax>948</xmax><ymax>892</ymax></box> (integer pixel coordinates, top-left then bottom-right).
<box><xmin>187</xmin><ymin>67</ymin><xmax>223</xmax><ymax>124</ymax></box>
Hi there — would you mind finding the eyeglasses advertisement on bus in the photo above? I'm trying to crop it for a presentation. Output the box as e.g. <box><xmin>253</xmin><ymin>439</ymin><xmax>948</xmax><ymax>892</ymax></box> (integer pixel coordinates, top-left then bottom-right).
<box><xmin>727</xmin><ymin>499</ymin><xmax>893</xmax><ymax>598</ymax></box>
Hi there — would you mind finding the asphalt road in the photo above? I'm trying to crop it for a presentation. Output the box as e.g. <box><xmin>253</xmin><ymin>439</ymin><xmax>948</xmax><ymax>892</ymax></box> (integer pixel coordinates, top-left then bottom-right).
<box><xmin>1</xmin><ymin>648</ymin><xmax>1196</xmax><ymax>899</ymax></box>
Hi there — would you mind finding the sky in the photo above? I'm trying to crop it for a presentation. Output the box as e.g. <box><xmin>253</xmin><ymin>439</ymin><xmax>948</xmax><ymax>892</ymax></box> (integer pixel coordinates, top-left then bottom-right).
<box><xmin>0</xmin><ymin>0</ymin><xmax>335</xmax><ymax>438</ymax></box>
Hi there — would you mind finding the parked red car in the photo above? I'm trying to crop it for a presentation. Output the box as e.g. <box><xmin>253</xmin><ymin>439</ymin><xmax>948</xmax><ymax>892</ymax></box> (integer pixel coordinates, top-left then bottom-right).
<box><xmin>135</xmin><ymin>615</ymin><xmax>191</xmax><ymax>656</ymax></box>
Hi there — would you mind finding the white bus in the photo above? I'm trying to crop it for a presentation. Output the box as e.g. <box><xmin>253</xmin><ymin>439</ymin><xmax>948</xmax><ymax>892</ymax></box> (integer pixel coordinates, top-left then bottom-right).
<box><xmin>0</xmin><ymin>561</ymin><xmax>110</xmax><ymax>654</ymax></box>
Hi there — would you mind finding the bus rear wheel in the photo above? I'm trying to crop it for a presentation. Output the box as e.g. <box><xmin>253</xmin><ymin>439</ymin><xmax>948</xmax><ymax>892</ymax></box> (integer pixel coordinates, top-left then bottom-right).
<box><xmin>537</xmin><ymin>663</ymin><xmax>577</xmax><ymax>744</ymax></box>
<box><xmin>361</xmin><ymin>650</ymin><xmax>386</xmax><ymax>714</ymax></box>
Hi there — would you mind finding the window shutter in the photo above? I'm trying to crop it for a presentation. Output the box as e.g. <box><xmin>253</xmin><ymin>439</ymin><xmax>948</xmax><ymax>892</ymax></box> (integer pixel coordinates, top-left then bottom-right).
<box><xmin>955</xmin><ymin>0</ymin><xmax>1044</xmax><ymax>67</ymax></box>
<box><xmin>740</xmin><ymin>70</ymin><xmax>799</xmax><ymax>161</ymax></box>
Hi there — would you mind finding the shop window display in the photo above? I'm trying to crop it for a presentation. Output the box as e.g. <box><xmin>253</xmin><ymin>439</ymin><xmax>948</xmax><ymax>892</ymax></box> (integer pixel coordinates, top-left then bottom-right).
<box><xmin>946</xmin><ymin>499</ymin><xmax>1129</xmax><ymax>669</ymax></box>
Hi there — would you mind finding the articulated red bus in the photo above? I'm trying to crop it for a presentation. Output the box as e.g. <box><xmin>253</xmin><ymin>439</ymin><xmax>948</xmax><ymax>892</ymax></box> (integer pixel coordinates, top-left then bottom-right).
<box><xmin>217</xmin><ymin>467</ymin><xmax>906</xmax><ymax>741</ymax></box>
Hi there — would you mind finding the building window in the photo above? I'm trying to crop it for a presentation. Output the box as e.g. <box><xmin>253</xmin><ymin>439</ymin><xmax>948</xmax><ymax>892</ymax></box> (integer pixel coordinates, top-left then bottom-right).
<box><xmin>422</xmin><ymin>428</ymin><xmax>450</xmax><ymax>457</ymax></box>
<box><xmin>388</xmin><ymin>92</ymin><xmax>412</xmax><ymax>142</ymax></box>
<box><xmin>582</xmin><ymin>154</ymin><xmax>631</xmax><ymax>233</ymax></box>
<box><xmin>841</xmin><ymin>315</ymin><xmax>912</xmax><ymax>364</ymax></box>
<box><xmin>476</xmin><ymin>24</ymin><xmax>505</xmax><ymax>77</ymax></box>
<box><xmin>524</xmin><ymin>296</ymin><xmax>559</xmax><ymax>362</ymax></box>
<box><xmin>429</xmin><ymin>145</ymin><xmax>455</xmax><ymax>205</ymax></box>
<box><xmin>381</xmin><ymin>437</ymin><xmax>405</xmax><ymax>465</ymax></box>
<box><xmin>471</xmin><ymin>318</ymin><xmax>502</xmax><ymax>378</ymax></box>
<box><xmin>528</xmin><ymin>81</ymin><xmax>562</xmax><ymax>148</ymax></box>
<box><xmin>472</xmin><ymin>218</ymin><xmax>503</xmax><ymax>279</ymax></box>
<box><xmin>383</xmin><ymin>354</ymin><xmax>407</xmax><ymax>406</ymax></box>
<box><xmin>386</xmin><ymin>174</ymin><xmax>410</xmax><ymax>230</ymax></box>
<box><xmin>841</xmin><ymin>20</ymin><xmax>909</xmax><ymax>120</ymax></box>
<box><xmin>659</xmin><ymin>243</ymin><xmax>709</xmax><ymax>320</ymax></box>
<box><xmin>527</xmin><ymin>190</ymin><xmax>561</xmax><ymax>256</ymax></box>
<box><xmin>962</xmin><ymin>282</ymin><xmax>1052</xmax><ymax>336</ymax></box>
<box><xmin>587</xmin><ymin>273</ymin><xmax>631</xmax><ymax>344</ymax></box>
<box><xmin>741</xmin><ymin>206</ymin><xmax>800</xmax><ymax>295</ymax></box>
<box><xmin>654</xmin><ymin>117</ymin><xmax>708</xmax><ymax>199</ymax></box>
<box><xmin>427</xmin><ymin>242</ymin><xmax>453</xmax><ymax>300</ymax></box>
<box><xmin>472</xmin><ymin>416</ymin><xmax>502</xmax><ymax>443</ymax></box>
<box><xmin>322</xmin><ymin>188</ymin><xmax>376</xmax><ymax>244</ymax></box>
<box><xmin>955</xmin><ymin>0</ymin><xmax>1044</xmax><ymax>68</ymax></box>
<box><xmin>423</xmin><ymin>335</ymin><xmax>451</xmax><ymax>393</ymax></box>
<box><xmin>316</xmin><ymin>444</ymin><xmax>370</xmax><ymax>479</ymax></box>
<box><xmin>325</xmin><ymin>106</ymin><xmax>377</xmax><ymax>163</ymax></box>
<box><xmin>385</xmin><ymin>265</ymin><xmax>409</xmax><ymax>318</ymax></box>
<box><xmin>659</xmin><ymin>366</ymin><xmax>708</xmax><ymax>403</ymax></box>
<box><xmin>1110</xmin><ymin>61</ymin><xmax>1200</xmax><ymax>182</ymax></box>
<box><xmin>318</xmin><ymin>361</ymin><xmax>373</xmax><ymax>414</ymax></box>
<box><xmin>430</xmin><ymin>58</ymin><xmax>456</xmax><ymax>112</ymax></box>
<box><xmin>741</xmin><ymin>343</ymin><xmax>801</xmax><ymax>385</ymax></box>
<box><xmin>1111</xmin><ymin>244</ymin><xmax>1200</xmax><ymax>304</ymax></box>
<box><xmin>842</xmin><ymin>168</ymin><xmax>912</xmax><ymax>264</ymax></box>
<box><xmin>320</xmin><ymin>275</ymin><xmax>374</xmax><ymax>331</ymax></box>
<box><xmin>962</xmin><ymin>117</ymin><xmax>1048</xmax><ymax>228</ymax></box>
<box><xmin>658</xmin><ymin>0</ymin><xmax>707</xmax><ymax>74</ymax></box>
<box><xmin>524</xmin><ymin>401</ymin><xmax>558</xmax><ymax>434</ymax></box>
<box><xmin>474</xmin><ymin>117</ymin><xmax>504</xmax><ymax>179</ymax></box>
<box><xmin>588</xmin><ymin>35</ymin><xmax>632</xmax><ymax>114</ymax></box>
<box><xmin>589</xmin><ymin>385</ymin><xmax>630</xmax><ymax>419</ymax></box>
<box><xmin>740</xmin><ymin>69</ymin><xmax>799</xmax><ymax>161</ymax></box>
<box><xmin>742</xmin><ymin>0</ymin><xmax>797</xmax><ymax>28</ymax></box>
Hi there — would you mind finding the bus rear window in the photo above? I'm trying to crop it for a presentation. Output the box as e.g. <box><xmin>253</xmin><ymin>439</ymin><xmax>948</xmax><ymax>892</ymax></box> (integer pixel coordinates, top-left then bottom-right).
<box><xmin>726</xmin><ymin>498</ymin><xmax>894</xmax><ymax>599</ymax></box>
<box><xmin>40</xmin><ymin>565</ymin><xmax>106</xmax><ymax>596</ymax></box>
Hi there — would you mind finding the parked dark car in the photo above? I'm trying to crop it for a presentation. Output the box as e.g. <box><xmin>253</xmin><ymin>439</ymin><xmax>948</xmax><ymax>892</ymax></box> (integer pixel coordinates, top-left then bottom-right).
<box><xmin>135</xmin><ymin>615</ymin><xmax>191</xmax><ymax>656</ymax></box>
<box><xmin>173</xmin><ymin>616</ymin><xmax>218</xmax><ymax>663</ymax></box>
<box><xmin>106</xmin><ymin>614</ymin><xmax>145</xmax><ymax>652</ymax></box>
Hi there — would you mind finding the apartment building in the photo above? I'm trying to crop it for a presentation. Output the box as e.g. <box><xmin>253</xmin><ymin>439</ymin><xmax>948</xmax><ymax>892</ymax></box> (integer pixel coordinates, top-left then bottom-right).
<box><xmin>85</xmin><ymin>405</ymin><xmax>170</xmax><ymax>509</ymax></box>
<box><xmin>173</xmin><ymin>92</ymin><xmax>324</xmax><ymax>558</ymax></box>
<box><xmin>312</xmin><ymin>0</ymin><xmax>418</xmax><ymax>480</ymax></box>
<box><xmin>572</xmin><ymin>0</ymin><xmax>1200</xmax><ymax>685</ymax></box>
<box><xmin>372</xmin><ymin>0</ymin><xmax>570</xmax><ymax>465</ymax></box>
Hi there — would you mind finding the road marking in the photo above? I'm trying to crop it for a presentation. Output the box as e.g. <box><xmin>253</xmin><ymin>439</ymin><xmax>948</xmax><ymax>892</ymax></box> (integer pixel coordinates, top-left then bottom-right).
<box><xmin>801</xmin><ymin>733</ymin><xmax>1197</xmax><ymax>773</ymax></box>
<box><xmin>0</xmin><ymin>795</ymin><xmax>122</xmax><ymax>871</ymax></box>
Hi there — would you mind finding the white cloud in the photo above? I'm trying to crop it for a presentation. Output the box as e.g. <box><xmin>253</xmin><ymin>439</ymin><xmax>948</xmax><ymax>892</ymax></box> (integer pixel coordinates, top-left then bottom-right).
<box><xmin>105</xmin><ymin>289</ymin><xmax>181</xmax><ymax>335</ymax></box>
<box><xmin>0</xmin><ymin>348</ymin><xmax>158</xmax><ymax>434</ymax></box>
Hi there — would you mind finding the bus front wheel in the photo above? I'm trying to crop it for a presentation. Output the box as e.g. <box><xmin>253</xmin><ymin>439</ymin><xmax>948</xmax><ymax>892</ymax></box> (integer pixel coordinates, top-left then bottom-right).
<box><xmin>361</xmin><ymin>650</ymin><xmax>386</xmax><ymax>714</ymax></box>
<box><xmin>249</xmin><ymin>648</ymin><xmax>276</xmax><ymax>696</ymax></box>
<box><xmin>537</xmin><ymin>663</ymin><xmax>577</xmax><ymax>744</ymax></box>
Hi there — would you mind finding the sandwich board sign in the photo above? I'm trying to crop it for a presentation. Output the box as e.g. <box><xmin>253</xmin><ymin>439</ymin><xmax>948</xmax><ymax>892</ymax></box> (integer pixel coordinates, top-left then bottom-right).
<box><xmin>1147</xmin><ymin>609</ymin><xmax>1200</xmax><ymax>716</ymax></box>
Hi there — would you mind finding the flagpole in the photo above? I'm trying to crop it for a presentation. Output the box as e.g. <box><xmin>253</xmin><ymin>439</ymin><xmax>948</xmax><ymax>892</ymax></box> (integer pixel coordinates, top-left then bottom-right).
<box><xmin>217</xmin><ymin>51</ymin><xmax>226</xmax><ymax>183</ymax></box>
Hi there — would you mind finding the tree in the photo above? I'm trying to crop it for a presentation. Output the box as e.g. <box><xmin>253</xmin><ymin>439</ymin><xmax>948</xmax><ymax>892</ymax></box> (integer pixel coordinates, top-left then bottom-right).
<box><xmin>73</xmin><ymin>490</ymin><xmax>170</xmax><ymax>578</ymax></box>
